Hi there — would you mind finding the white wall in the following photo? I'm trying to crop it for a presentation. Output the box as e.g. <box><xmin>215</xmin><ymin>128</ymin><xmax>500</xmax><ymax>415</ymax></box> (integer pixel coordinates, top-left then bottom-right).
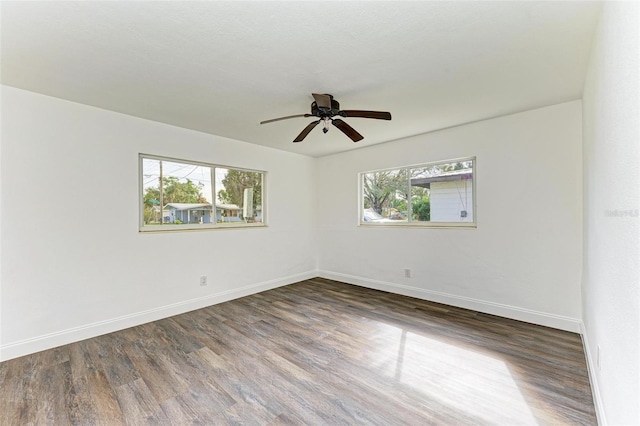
<box><xmin>316</xmin><ymin>101</ymin><xmax>584</xmax><ymax>331</ymax></box>
<box><xmin>582</xmin><ymin>1</ymin><xmax>640</xmax><ymax>424</ymax></box>
<box><xmin>0</xmin><ymin>86</ymin><xmax>317</xmax><ymax>361</ymax></box>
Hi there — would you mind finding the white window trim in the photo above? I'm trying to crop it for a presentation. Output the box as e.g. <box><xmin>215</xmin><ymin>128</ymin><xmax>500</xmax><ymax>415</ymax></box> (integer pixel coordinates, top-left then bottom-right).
<box><xmin>139</xmin><ymin>154</ymin><xmax>267</xmax><ymax>233</ymax></box>
<box><xmin>358</xmin><ymin>156</ymin><xmax>477</xmax><ymax>229</ymax></box>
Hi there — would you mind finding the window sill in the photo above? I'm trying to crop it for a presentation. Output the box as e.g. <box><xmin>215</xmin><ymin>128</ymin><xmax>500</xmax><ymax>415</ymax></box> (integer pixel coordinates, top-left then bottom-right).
<box><xmin>358</xmin><ymin>222</ymin><xmax>476</xmax><ymax>229</ymax></box>
<box><xmin>139</xmin><ymin>223</ymin><xmax>267</xmax><ymax>233</ymax></box>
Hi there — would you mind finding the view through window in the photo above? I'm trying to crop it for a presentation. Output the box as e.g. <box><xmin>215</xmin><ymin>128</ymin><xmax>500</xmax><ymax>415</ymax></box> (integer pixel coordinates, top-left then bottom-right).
<box><xmin>140</xmin><ymin>155</ymin><xmax>264</xmax><ymax>231</ymax></box>
<box><xmin>360</xmin><ymin>157</ymin><xmax>475</xmax><ymax>227</ymax></box>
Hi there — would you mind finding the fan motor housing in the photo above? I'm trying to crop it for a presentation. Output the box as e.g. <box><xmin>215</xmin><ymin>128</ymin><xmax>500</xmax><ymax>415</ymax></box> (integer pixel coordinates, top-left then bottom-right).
<box><xmin>311</xmin><ymin>98</ymin><xmax>341</xmax><ymax>118</ymax></box>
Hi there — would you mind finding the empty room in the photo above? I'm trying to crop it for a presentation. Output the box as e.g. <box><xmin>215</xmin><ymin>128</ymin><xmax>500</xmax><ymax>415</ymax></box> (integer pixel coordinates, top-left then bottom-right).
<box><xmin>1</xmin><ymin>1</ymin><xmax>638</xmax><ymax>425</ymax></box>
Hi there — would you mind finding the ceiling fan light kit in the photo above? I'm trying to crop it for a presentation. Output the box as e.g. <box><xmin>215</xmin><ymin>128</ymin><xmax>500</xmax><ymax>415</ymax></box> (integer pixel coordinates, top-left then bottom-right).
<box><xmin>260</xmin><ymin>93</ymin><xmax>392</xmax><ymax>143</ymax></box>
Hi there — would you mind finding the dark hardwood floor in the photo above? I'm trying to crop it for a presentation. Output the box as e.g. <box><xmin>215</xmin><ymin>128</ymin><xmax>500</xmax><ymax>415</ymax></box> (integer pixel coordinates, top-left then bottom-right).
<box><xmin>0</xmin><ymin>278</ymin><xmax>597</xmax><ymax>425</ymax></box>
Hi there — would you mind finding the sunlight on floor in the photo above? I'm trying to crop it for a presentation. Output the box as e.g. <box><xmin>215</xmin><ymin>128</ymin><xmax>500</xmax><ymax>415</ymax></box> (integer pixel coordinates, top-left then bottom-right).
<box><xmin>371</xmin><ymin>322</ymin><xmax>538</xmax><ymax>424</ymax></box>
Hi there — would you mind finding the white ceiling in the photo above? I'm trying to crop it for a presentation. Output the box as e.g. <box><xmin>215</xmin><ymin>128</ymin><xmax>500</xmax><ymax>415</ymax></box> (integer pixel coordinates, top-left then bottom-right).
<box><xmin>1</xmin><ymin>1</ymin><xmax>601</xmax><ymax>157</ymax></box>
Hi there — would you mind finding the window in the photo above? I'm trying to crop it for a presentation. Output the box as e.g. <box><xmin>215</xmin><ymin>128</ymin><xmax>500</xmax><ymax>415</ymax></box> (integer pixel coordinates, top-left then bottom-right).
<box><xmin>140</xmin><ymin>154</ymin><xmax>265</xmax><ymax>231</ymax></box>
<box><xmin>360</xmin><ymin>157</ymin><xmax>475</xmax><ymax>228</ymax></box>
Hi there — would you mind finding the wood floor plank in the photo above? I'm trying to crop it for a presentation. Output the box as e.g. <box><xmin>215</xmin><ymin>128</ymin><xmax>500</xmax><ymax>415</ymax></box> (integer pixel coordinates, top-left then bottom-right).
<box><xmin>112</xmin><ymin>378</ymin><xmax>160</xmax><ymax>422</ymax></box>
<box><xmin>122</xmin><ymin>341</ymin><xmax>188</xmax><ymax>405</ymax></box>
<box><xmin>86</xmin><ymin>368</ymin><xmax>126</xmax><ymax>425</ymax></box>
<box><xmin>0</xmin><ymin>278</ymin><xmax>597</xmax><ymax>425</ymax></box>
<box><xmin>66</xmin><ymin>374</ymin><xmax>101</xmax><ymax>426</ymax></box>
<box><xmin>189</xmin><ymin>346</ymin><xmax>288</xmax><ymax>420</ymax></box>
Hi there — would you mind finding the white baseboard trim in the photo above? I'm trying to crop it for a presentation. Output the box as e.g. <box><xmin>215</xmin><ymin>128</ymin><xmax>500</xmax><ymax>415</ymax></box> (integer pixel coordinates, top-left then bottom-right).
<box><xmin>580</xmin><ymin>322</ymin><xmax>606</xmax><ymax>425</ymax></box>
<box><xmin>318</xmin><ymin>270</ymin><xmax>582</xmax><ymax>333</ymax></box>
<box><xmin>0</xmin><ymin>270</ymin><xmax>318</xmax><ymax>362</ymax></box>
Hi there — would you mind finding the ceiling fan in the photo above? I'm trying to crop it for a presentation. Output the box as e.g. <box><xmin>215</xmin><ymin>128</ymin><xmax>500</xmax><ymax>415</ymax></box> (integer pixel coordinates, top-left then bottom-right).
<box><xmin>260</xmin><ymin>93</ymin><xmax>392</xmax><ymax>143</ymax></box>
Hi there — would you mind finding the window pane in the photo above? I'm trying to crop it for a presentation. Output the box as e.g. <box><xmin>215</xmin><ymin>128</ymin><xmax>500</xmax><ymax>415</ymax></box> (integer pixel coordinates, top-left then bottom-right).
<box><xmin>410</xmin><ymin>160</ymin><xmax>474</xmax><ymax>222</ymax></box>
<box><xmin>142</xmin><ymin>158</ymin><xmax>162</xmax><ymax>225</ymax></box>
<box><xmin>362</xmin><ymin>169</ymin><xmax>408</xmax><ymax>222</ymax></box>
<box><xmin>215</xmin><ymin>168</ymin><xmax>263</xmax><ymax>224</ymax></box>
<box><xmin>142</xmin><ymin>159</ymin><xmax>213</xmax><ymax>226</ymax></box>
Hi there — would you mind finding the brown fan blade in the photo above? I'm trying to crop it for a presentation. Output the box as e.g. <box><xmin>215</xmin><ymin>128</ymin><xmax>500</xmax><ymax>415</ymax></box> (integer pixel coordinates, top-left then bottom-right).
<box><xmin>332</xmin><ymin>119</ymin><xmax>364</xmax><ymax>142</ymax></box>
<box><xmin>341</xmin><ymin>110</ymin><xmax>392</xmax><ymax>120</ymax></box>
<box><xmin>293</xmin><ymin>120</ymin><xmax>321</xmax><ymax>143</ymax></box>
<box><xmin>260</xmin><ymin>114</ymin><xmax>311</xmax><ymax>125</ymax></box>
<box><xmin>312</xmin><ymin>93</ymin><xmax>332</xmax><ymax>109</ymax></box>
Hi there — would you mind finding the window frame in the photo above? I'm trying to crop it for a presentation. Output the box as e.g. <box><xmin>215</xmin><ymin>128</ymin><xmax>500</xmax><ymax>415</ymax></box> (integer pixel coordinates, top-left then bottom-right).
<box><xmin>358</xmin><ymin>156</ymin><xmax>477</xmax><ymax>229</ymax></box>
<box><xmin>139</xmin><ymin>154</ymin><xmax>267</xmax><ymax>232</ymax></box>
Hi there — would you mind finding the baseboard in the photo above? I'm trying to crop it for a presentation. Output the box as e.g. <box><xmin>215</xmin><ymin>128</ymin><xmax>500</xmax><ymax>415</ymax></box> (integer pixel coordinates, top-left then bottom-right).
<box><xmin>0</xmin><ymin>270</ymin><xmax>318</xmax><ymax>362</ymax></box>
<box><xmin>580</xmin><ymin>322</ymin><xmax>607</xmax><ymax>425</ymax></box>
<box><xmin>318</xmin><ymin>270</ymin><xmax>582</xmax><ymax>333</ymax></box>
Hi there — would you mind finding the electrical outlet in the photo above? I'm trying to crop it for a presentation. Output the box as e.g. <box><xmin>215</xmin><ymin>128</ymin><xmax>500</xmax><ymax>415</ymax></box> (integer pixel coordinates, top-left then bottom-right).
<box><xmin>596</xmin><ymin>345</ymin><xmax>601</xmax><ymax>370</ymax></box>
<box><xmin>200</xmin><ymin>276</ymin><xmax>208</xmax><ymax>286</ymax></box>
<box><xmin>404</xmin><ymin>268</ymin><xmax>412</xmax><ymax>278</ymax></box>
